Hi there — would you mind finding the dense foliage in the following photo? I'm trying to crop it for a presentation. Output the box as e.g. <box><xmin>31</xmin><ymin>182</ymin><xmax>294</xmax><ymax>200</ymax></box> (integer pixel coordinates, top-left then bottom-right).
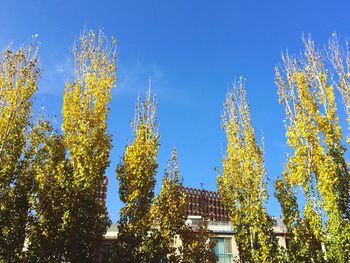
<box><xmin>149</xmin><ymin>148</ymin><xmax>187</xmax><ymax>262</ymax></box>
<box><xmin>217</xmin><ymin>80</ymin><xmax>279</xmax><ymax>262</ymax></box>
<box><xmin>27</xmin><ymin>30</ymin><xmax>116</xmax><ymax>262</ymax></box>
<box><xmin>0</xmin><ymin>43</ymin><xmax>40</xmax><ymax>262</ymax></box>
<box><xmin>0</xmin><ymin>29</ymin><xmax>116</xmax><ymax>262</ymax></box>
<box><xmin>1</xmin><ymin>29</ymin><xmax>350</xmax><ymax>263</ymax></box>
<box><xmin>275</xmin><ymin>36</ymin><xmax>350</xmax><ymax>262</ymax></box>
<box><xmin>112</xmin><ymin>91</ymin><xmax>160</xmax><ymax>262</ymax></box>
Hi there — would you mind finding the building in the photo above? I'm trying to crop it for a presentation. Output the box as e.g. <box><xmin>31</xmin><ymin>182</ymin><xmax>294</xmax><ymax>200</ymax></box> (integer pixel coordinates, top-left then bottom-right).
<box><xmin>100</xmin><ymin>186</ymin><xmax>288</xmax><ymax>262</ymax></box>
<box><xmin>182</xmin><ymin>187</ymin><xmax>236</xmax><ymax>262</ymax></box>
<box><xmin>97</xmin><ymin>176</ymin><xmax>108</xmax><ymax>206</ymax></box>
<box><xmin>182</xmin><ymin>187</ymin><xmax>288</xmax><ymax>262</ymax></box>
<box><xmin>183</xmin><ymin>187</ymin><xmax>229</xmax><ymax>222</ymax></box>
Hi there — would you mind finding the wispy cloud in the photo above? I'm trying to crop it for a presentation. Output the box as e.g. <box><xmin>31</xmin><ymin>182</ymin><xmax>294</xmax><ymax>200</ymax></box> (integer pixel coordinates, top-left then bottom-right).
<box><xmin>54</xmin><ymin>58</ymin><xmax>71</xmax><ymax>74</ymax></box>
<box><xmin>116</xmin><ymin>59</ymin><xmax>164</xmax><ymax>95</ymax></box>
<box><xmin>38</xmin><ymin>56</ymin><xmax>191</xmax><ymax>109</ymax></box>
<box><xmin>115</xmin><ymin>59</ymin><xmax>194</xmax><ymax>107</ymax></box>
<box><xmin>38</xmin><ymin>56</ymin><xmax>73</xmax><ymax>95</ymax></box>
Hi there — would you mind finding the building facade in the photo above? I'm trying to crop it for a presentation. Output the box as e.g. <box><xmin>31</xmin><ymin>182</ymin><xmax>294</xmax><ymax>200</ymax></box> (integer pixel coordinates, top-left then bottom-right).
<box><xmin>100</xmin><ymin>186</ymin><xmax>288</xmax><ymax>262</ymax></box>
<box><xmin>182</xmin><ymin>187</ymin><xmax>236</xmax><ymax>262</ymax></box>
<box><xmin>97</xmin><ymin>175</ymin><xmax>108</xmax><ymax>206</ymax></box>
<box><xmin>182</xmin><ymin>187</ymin><xmax>288</xmax><ymax>262</ymax></box>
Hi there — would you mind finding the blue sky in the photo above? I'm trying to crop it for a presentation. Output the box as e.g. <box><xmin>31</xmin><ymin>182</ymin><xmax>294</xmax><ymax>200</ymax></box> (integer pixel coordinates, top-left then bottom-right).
<box><xmin>1</xmin><ymin>0</ymin><xmax>350</xmax><ymax>222</ymax></box>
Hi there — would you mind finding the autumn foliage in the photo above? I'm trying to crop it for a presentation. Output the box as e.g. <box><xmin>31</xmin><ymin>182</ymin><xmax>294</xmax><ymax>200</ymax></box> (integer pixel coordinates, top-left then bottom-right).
<box><xmin>1</xmin><ymin>28</ymin><xmax>350</xmax><ymax>263</ymax></box>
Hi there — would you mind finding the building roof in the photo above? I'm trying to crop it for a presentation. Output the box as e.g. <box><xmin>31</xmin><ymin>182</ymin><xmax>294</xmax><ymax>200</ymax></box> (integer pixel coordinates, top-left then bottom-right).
<box><xmin>182</xmin><ymin>187</ymin><xmax>230</xmax><ymax>222</ymax></box>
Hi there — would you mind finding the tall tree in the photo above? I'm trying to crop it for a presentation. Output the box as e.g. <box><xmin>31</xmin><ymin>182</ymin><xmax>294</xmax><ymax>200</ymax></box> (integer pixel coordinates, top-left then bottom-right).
<box><xmin>61</xmin><ymin>28</ymin><xmax>116</xmax><ymax>262</ymax></box>
<box><xmin>27</xmin><ymin>29</ymin><xmax>117</xmax><ymax>262</ymax></box>
<box><xmin>0</xmin><ymin>44</ymin><xmax>40</xmax><ymax>262</ymax></box>
<box><xmin>148</xmin><ymin>148</ymin><xmax>187</xmax><ymax>262</ymax></box>
<box><xmin>26</xmin><ymin>119</ymin><xmax>71</xmax><ymax>262</ymax></box>
<box><xmin>217</xmin><ymin>79</ymin><xmax>279</xmax><ymax>263</ymax></box>
<box><xmin>275</xmin><ymin>36</ymin><xmax>350</xmax><ymax>262</ymax></box>
<box><xmin>113</xmin><ymin>90</ymin><xmax>159</xmax><ymax>263</ymax></box>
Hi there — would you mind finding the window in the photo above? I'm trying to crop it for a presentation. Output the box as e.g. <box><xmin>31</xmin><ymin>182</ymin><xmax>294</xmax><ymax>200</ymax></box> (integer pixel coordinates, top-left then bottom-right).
<box><xmin>212</xmin><ymin>237</ymin><xmax>234</xmax><ymax>263</ymax></box>
<box><xmin>225</xmin><ymin>238</ymin><xmax>232</xmax><ymax>254</ymax></box>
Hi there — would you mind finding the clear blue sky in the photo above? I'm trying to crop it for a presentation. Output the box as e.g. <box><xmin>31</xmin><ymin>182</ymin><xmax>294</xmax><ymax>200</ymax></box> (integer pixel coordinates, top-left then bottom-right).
<box><xmin>1</xmin><ymin>0</ymin><xmax>349</xmax><ymax>222</ymax></box>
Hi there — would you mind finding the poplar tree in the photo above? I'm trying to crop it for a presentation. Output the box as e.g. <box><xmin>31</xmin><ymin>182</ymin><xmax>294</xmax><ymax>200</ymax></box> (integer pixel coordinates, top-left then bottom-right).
<box><xmin>27</xmin><ymin>29</ymin><xmax>116</xmax><ymax>262</ymax></box>
<box><xmin>217</xmin><ymin>80</ymin><xmax>279</xmax><ymax>263</ymax></box>
<box><xmin>26</xmin><ymin>119</ymin><xmax>71</xmax><ymax>261</ymax></box>
<box><xmin>113</xmin><ymin>90</ymin><xmax>159</xmax><ymax>263</ymax></box>
<box><xmin>275</xmin><ymin>36</ymin><xmax>350</xmax><ymax>262</ymax></box>
<box><xmin>60</xmin><ymin>29</ymin><xmax>116</xmax><ymax>261</ymax></box>
<box><xmin>0</xmin><ymin>44</ymin><xmax>40</xmax><ymax>262</ymax></box>
<box><xmin>148</xmin><ymin>148</ymin><xmax>187</xmax><ymax>262</ymax></box>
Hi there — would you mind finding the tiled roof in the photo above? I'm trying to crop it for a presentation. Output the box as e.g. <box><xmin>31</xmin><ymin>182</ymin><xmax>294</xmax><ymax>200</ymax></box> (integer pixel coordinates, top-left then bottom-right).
<box><xmin>183</xmin><ymin>187</ymin><xmax>229</xmax><ymax>222</ymax></box>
